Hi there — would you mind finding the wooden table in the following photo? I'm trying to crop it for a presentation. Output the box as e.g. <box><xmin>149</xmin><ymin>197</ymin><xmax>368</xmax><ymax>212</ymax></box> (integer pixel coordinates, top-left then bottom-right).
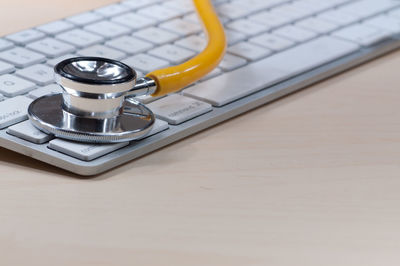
<box><xmin>1</xmin><ymin>1</ymin><xmax>400</xmax><ymax>265</ymax></box>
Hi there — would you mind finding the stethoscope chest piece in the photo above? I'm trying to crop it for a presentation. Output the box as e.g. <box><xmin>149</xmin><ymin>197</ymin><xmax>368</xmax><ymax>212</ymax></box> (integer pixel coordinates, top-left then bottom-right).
<box><xmin>28</xmin><ymin>57</ymin><xmax>155</xmax><ymax>143</ymax></box>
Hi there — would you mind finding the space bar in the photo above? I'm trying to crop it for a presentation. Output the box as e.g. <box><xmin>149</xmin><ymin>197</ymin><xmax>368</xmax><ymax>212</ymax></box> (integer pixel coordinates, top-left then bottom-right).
<box><xmin>183</xmin><ymin>36</ymin><xmax>360</xmax><ymax>106</ymax></box>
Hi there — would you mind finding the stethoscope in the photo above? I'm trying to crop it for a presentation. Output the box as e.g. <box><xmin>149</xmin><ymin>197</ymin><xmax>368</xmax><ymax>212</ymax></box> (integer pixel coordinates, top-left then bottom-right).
<box><xmin>28</xmin><ymin>0</ymin><xmax>226</xmax><ymax>143</ymax></box>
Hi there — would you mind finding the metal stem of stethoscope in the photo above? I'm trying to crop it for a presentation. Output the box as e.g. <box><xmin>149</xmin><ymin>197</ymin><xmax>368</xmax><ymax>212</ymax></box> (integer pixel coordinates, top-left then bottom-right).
<box><xmin>28</xmin><ymin>57</ymin><xmax>158</xmax><ymax>143</ymax></box>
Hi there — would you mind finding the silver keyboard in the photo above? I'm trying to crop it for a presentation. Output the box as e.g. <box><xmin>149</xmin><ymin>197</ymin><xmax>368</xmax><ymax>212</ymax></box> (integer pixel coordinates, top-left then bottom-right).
<box><xmin>0</xmin><ymin>0</ymin><xmax>399</xmax><ymax>175</ymax></box>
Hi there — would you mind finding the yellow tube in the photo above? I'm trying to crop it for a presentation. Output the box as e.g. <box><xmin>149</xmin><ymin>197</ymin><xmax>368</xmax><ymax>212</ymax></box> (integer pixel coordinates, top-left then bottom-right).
<box><xmin>146</xmin><ymin>0</ymin><xmax>226</xmax><ymax>97</ymax></box>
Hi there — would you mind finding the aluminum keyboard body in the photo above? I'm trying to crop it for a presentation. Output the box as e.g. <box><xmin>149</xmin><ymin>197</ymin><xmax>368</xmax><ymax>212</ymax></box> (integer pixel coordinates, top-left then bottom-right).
<box><xmin>0</xmin><ymin>0</ymin><xmax>399</xmax><ymax>175</ymax></box>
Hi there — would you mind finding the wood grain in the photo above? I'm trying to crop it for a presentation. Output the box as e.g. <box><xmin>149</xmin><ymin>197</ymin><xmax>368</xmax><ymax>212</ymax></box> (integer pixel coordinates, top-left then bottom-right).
<box><xmin>1</xmin><ymin>1</ymin><xmax>400</xmax><ymax>265</ymax></box>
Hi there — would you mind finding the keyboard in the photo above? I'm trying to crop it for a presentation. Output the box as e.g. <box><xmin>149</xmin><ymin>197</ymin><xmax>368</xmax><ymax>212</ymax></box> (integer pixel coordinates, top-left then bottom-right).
<box><xmin>0</xmin><ymin>0</ymin><xmax>399</xmax><ymax>175</ymax></box>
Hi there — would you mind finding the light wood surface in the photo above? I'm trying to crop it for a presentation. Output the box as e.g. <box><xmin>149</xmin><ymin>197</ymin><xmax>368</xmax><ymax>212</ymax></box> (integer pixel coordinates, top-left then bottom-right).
<box><xmin>1</xmin><ymin>1</ymin><xmax>400</xmax><ymax>265</ymax></box>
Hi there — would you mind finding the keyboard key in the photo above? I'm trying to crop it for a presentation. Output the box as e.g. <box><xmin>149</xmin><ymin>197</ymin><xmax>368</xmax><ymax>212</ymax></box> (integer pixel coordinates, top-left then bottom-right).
<box><xmin>15</xmin><ymin>64</ymin><xmax>54</xmax><ymax>86</ymax></box>
<box><xmin>121</xmin><ymin>0</ymin><xmax>162</xmax><ymax>10</ymax></box>
<box><xmin>123</xmin><ymin>54</ymin><xmax>169</xmax><ymax>73</ymax></box>
<box><xmin>48</xmin><ymin>139</ymin><xmax>129</xmax><ymax>161</ymax></box>
<box><xmin>0</xmin><ymin>39</ymin><xmax>14</xmax><ymax>51</ymax></box>
<box><xmin>105</xmin><ymin>36</ymin><xmax>153</xmax><ymax>54</ymax></box>
<box><xmin>216</xmin><ymin>3</ymin><xmax>253</xmax><ymax>19</ymax></box>
<box><xmin>226</xmin><ymin>19</ymin><xmax>269</xmax><ymax>36</ymax></box>
<box><xmin>332</xmin><ymin>24</ymin><xmax>392</xmax><ymax>46</ymax></box>
<box><xmin>224</xmin><ymin>29</ymin><xmax>247</xmax><ymax>46</ymax></box>
<box><xmin>338</xmin><ymin>0</ymin><xmax>400</xmax><ymax>19</ymax></box>
<box><xmin>7</xmin><ymin>120</ymin><xmax>53</xmax><ymax>144</ymax></box>
<box><xmin>175</xmin><ymin>35</ymin><xmax>207</xmax><ymax>52</ymax></box>
<box><xmin>248</xmin><ymin>11</ymin><xmax>292</xmax><ymax>29</ymax></box>
<box><xmin>93</xmin><ymin>4</ymin><xmax>129</xmax><ymax>17</ymax></box>
<box><xmin>200</xmin><ymin>68</ymin><xmax>223</xmax><ymax>82</ymax></box>
<box><xmin>363</xmin><ymin>15</ymin><xmax>400</xmax><ymax>35</ymax></box>
<box><xmin>184</xmin><ymin>36</ymin><xmax>359</xmax><ymax>106</ymax></box>
<box><xmin>28</xmin><ymin>84</ymin><xmax>63</xmax><ymax>99</ymax></box>
<box><xmin>162</xmin><ymin>0</ymin><xmax>194</xmax><ymax>14</ymax></box>
<box><xmin>159</xmin><ymin>19</ymin><xmax>202</xmax><ymax>36</ymax></box>
<box><xmin>133</xmin><ymin>27</ymin><xmax>180</xmax><ymax>45</ymax></box>
<box><xmin>249</xmin><ymin>33</ymin><xmax>294</xmax><ymax>51</ymax></box>
<box><xmin>66</xmin><ymin>12</ymin><xmax>103</xmax><ymax>26</ymax></box>
<box><xmin>84</xmin><ymin>21</ymin><xmax>131</xmax><ymax>39</ymax></box>
<box><xmin>148</xmin><ymin>44</ymin><xmax>196</xmax><ymax>64</ymax></box>
<box><xmin>0</xmin><ymin>74</ymin><xmax>36</xmax><ymax>97</ymax></box>
<box><xmin>136</xmin><ymin>119</ymin><xmax>169</xmax><ymax>140</ymax></box>
<box><xmin>0</xmin><ymin>96</ymin><xmax>33</xmax><ymax>129</ymax></box>
<box><xmin>137</xmin><ymin>5</ymin><xmax>181</xmax><ymax>22</ymax></box>
<box><xmin>27</xmin><ymin>38</ymin><xmax>76</xmax><ymax>58</ymax></box>
<box><xmin>295</xmin><ymin>17</ymin><xmax>339</xmax><ymax>34</ymax></box>
<box><xmin>272</xmin><ymin>25</ymin><xmax>317</xmax><ymax>43</ymax></box>
<box><xmin>219</xmin><ymin>54</ymin><xmax>247</xmax><ymax>71</ymax></box>
<box><xmin>228</xmin><ymin>42</ymin><xmax>271</xmax><ymax>61</ymax></box>
<box><xmin>0</xmin><ymin>47</ymin><xmax>46</xmax><ymax>68</ymax></box>
<box><xmin>77</xmin><ymin>45</ymin><xmax>126</xmax><ymax>60</ymax></box>
<box><xmin>56</xmin><ymin>29</ymin><xmax>104</xmax><ymax>48</ymax></box>
<box><xmin>6</xmin><ymin>29</ymin><xmax>45</xmax><ymax>45</ymax></box>
<box><xmin>0</xmin><ymin>61</ymin><xmax>15</xmax><ymax>75</ymax></box>
<box><xmin>46</xmin><ymin>54</ymin><xmax>76</xmax><ymax>67</ymax></box>
<box><xmin>37</xmin><ymin>21</ymin><xmax>75</xmax><ymax>35</ymax></box>
<box><xmin>147</xmin><ymin>94</ymin><xmax>212</xmax><ymax>125</ymax></box>
<box><xmin>317</xmin><ymin>9</ymin><xmax>359</xmax><ymax>26</ymax></box>
<box><xmin>272</xmin><ymin>3</ymin><xmax>313</xmax><ymax>21</ymax></box>
<box><xmin>111</xmin><ymin>12</ymin><xmax>157</xmax><ymax>30</ymax></box>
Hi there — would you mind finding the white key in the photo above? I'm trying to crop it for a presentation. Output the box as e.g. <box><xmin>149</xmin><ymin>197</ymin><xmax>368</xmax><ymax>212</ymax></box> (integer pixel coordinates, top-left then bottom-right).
<box><xmin>135</xmin><ymin>94</ymin><xmax>165</xmax><ymax>104</ymax></box>
<box><xmin>27</xmin><ymin>38</ymin><xmax>75</xmax><ymax>58</ymax></box>
<box><xmin>159</xmin><ymin>19</ymin><xmax>201</xmax><ymax>36</ymax></box>
<box><xmin>224</xmin><ymin>29</ymin><xmax>247</xmax><ymax>46</ymax></box>
<box><xmin>175</xmin><ymin>35</ymin><xmax>207</xmax><ymax>52</ymax></box>
<box><xmin>6</xmin><ymin>29</ymin><xmax>45</xmax><ymax>45</ymax></box>
<box><xmin>148</xmin><ymin>44</ymin><xmax>195</xmax><ymax>64</ymax></box>
<box><xmin>133</xmin><ymin>27</ymin><xmax>180</xmax><ymax>45</ymax></box>
<box><xmin>46</xmin><ymin>54</ymin><xmax>75</xmax><ymax>67</ymax></box>
<box><xmin>228</xmin><ymin>42</ymin><xmax>271</xmax><ymax>61</ymax></box>
<box><xmin>216</xmin><ymin>3</ymin><xmax>253</xmax><ymax>19</ymax></box>
<box><xmin>136</xmin><ymin>119</ymin><xmax>169</xmax><ymax>140</ymax></box>
<box><xmin>388</xmin><ymin>8</ymin><xmax>400</xmax><ymax>20</ymax></box>
<box><xmin>137</xmin><ymin>5</ymin><xmax>181</xmax><ymax>22</ymax></box>
<box><xmin>7</xmin><ymin>120</ymin><xmax>53</xmax><ymax>144</ymax></box>
<box><xmin>56</xmin><ymin>29</ymin><xmax>104</xmax><ymax>48</ymax></box>
<box><xmin>0</xmin><ymin>96</ymin><xmax>33</xmax><ymax>129</ymax></box>
<box><xmin>48</xmin><ymin>139</ymin><xmax>129</xmax><ymax>161</ymax></box>
<box><xmin>338</xmin><ymin>0</ymin><xmax>400</xmax><ymax>19</ymax></box>
<box><xmin>111</xmin><ymin>12</ymin><xmax>157</xmax><ymax>30</ymax></box>
<box><xmin>296</xmin><ymin>17</ymin><xmax>339</xmax><ymax>34</ymax></box>
<box><xmin>147</xmin><ymin>94</ymin><xmax>212</xmax><ymax>125</ymax></box>
<box><xmin>0</xmin><ymin>61</ymin><xmax>15</xmax><ymax>75</ymax></box>
<box><xmin>272</xmin><ymin>25</ymin><xmax>317</xmax><ymax>43</ymax></box>
<box><xmin>248</xmin><ymin>11</ymin><xmax>292</xmax><ymax>29</ymax></box>
<box><xmin>200</xmin><ymin>68</ymin><xmax>223</xmax><ymax>82</ymax></box>
<box><xmin>0</xmin><ymin>47</ymin><xmax>46</xmax><ymax>68</ymax></box>
<box><xmin>77</xmin><ymin>45</ymin><xmax>126</xmax><ymax>60</ymax></box>
<box><xmin>16</xmin><ymin>64</ymin><xmax>54</xmax><ymax>86</ymax></box>
<box><xmin>66</xmin><ymin>12</ymin><xmax>103</xmax><ymax>26</ymax></box>
<box><xmin>332</xmin><ymin>24</ymin><xmax>392</xmax><ymax>46</ymax></box>
<box><xmin>272</xmin><ymin>3</ymin><xmax>313</xmax><ymax>21</ymax></box>
<box><xmin>0</xmin><ymin>39</ymin><xmax>14</xmax><ymax>51</ymax></box>
<box><xmin>364</xmin><ymin>15</ymin><xmax>400</xmax><ymax>35</ymax></box>
<box><xmin>232</xmin><ymin>0</ymin><xmax>286</xmax><ymax>10</ymax></box>
<box><xmin>84</xmin><ymin>21</ymin><xmax>131</xmax><ymax>39</ymax></box>
<box><xmin>123</xmin><ymin>54</ymin><xmax>169</xmax><ymax>73</ymax></box>
<box><xmin>0</xmin><ymin>74</ymin><xmax>36</xmax><ymax>97</ymax></box>
<box><xmin>121</xmin><ymin>0</ymin><xmax>162</xmax><ymax>10</ymax></box>
<box><xmin>162</xmin><ymin>0</ymin><xmax>194</xmax><ymax>14</ymax></box>
<box><xmin>249</xmin><ymin>33</ymin><xmax>294</xmax><ymax>51</ymax></box>
<box><xmin>184</xmin><ymin>36</ymin><xmax>359</xmax><ymax>106</ymax></box>
<box><xmin>28</xmin><ymin>84</ymin><xmax>63</xmax><ymax>99</ymax></box>
<box><xmin>226</xmin><ymin>19</ymin><xmax>269</xmax><ymax>36</ymax></box>
<box><xmin>219</xmin><ymin>54</ymin><xmax>247</xmax><ymax>71</ymax></box>
<box><xmin>106</xmin><ymin>36</ymin><xmax>153</xmax><ymax>54</ymax></box>
<box><xmin>317</xmin><ymin>9</ymin><xmax>359</xmax><ymax>26</ymax></box>
<box><xmin>94</xmin><ymin>4</ymin><xmax>129</xmax><ymax>17</ymax></box>
<box><xmin>37</xmin><ymin>21</ymin><xmax>74</xmax><ymax>35</ymax></box>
